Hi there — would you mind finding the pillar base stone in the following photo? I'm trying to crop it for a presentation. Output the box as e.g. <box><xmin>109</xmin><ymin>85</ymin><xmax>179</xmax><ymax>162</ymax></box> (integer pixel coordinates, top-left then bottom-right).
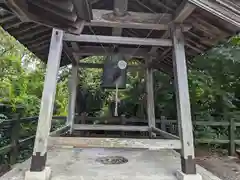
<box><xmin>176</xmin><ymin>170</ymin><xmax>202</xmax><ymax>180</ymax></box>
<box><xmin>25</xmin><ymin>167</ymin><xmax>51</xmax><ymax>180</ymax></box>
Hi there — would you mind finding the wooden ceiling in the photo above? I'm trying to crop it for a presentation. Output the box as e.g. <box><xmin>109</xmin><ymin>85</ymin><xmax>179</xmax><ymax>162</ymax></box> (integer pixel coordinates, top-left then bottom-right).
<box><xmin>0</xmin><ymin>0</ymin><xmax>240</xmax><ymax>75</ymax></box>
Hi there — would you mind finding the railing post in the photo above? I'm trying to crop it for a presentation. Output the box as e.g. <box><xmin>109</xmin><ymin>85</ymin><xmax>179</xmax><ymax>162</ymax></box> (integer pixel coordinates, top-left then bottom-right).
<box><xmin>121</xmin><ymin>115</ymin><xmax>126</xmax><ymax>137</ymax></box>
<box><xmin>229</xmin><ymin>117</ymin><xmax>235</xmax><ymax>156</ymax></box>
<box><xmin>160</xmin><ymin>116</ymin><xmax>167</xmax><ymax>132</ymax></box>
<box><xmin>10</xmin><ymin>114</ymin><xmax>20</xmax><ymax>165</ymax></box>
<box><xmin>145</xmin><ymin>58</ymin><xmax>156</xmax><ymax>138</ymax></box>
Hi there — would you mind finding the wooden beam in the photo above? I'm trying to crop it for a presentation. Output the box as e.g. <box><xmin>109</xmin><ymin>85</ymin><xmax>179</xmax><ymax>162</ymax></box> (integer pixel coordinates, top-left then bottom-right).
<box><xmin>72</xmin><ymin>46</ymin><xmax>150</xmax><ymax>57</ymax></box>
<box><xmin>152</xmin><ymin>127</ymin><xmax>180</xmax><ymax>140</ymax></box>
<box><xmin>77</xmin><ymin>62</ymin><xmax>143</xmax><ymax>69</ymax></box>
<box><xmin>28</xmin><ymin>40</ymin><xmax>50</xmax><ymax>49</ymax></box>
<box><xmin>63</xmin><ymin>43</ymin><xmax>77</xmax><ymax>65</ymax></box>
<box><xmin>73</xmin><ymin>124</ymin><xmax>149</xmax><ymax>131</ymax></box>
<box><xmin>85</xmin><ymin>9</ymin><xmax>173</xmax><ymax>30</ymax></box>
<box><xmin>18</xmin><ymin>28</ymin><xmax>50</xmax><ymax>41</ymax></box>
<box><xmin>0</xmin><ymin>15</ymin><xmax>16</xmax><ymax>23</ymax></box>
<box><xmin>11</xmin><ymin>24</ymin><xmax>40</xmax><ymax>35</ymax></box>
<box><xmin>146</xmin><ymin>59</ymin><xmax>156</xmax><ymax>138</ymax></box>
<box><xmin>50</xmin><ymin>125</ymin><xmax>70</xmax><ymax>137</ymax></box>
<box><xmin>48</xmin><ymin>137</ymin><xmax>182</xmax><ymax>150</ymax></box>
<box><xmin>171</xmin><ymin>25</ymin><xmax>196</xmax><ymax>174</ymax></box>
<box><xmin>69</xmin><ymin>23</ymin><xmax>84</xmax><ymax>64</ymax></box>
<box><xmin>112</xmin><ymin>0</ymin><xmax>128</xmax><ymax>36</ymax></box>
<box><xmin>153</xmin><ymin>0</ymin><xmax>196</xmax><ymax>66</ymax></box>
<box><xmin>24</xmin><ymin>34</ymin><xmax>51</xmax><ymax>45</ymax></box>
<box><xmin>174</xmin><ymin>0</ymin><xmax>196</xmax><ymax>22</ymax></box>
<box><xmin>189</xmin><ymin>0</ymin><xmax>240</xmax><ymax>28</ymax></box>
<box><xmin>30</xmin><ymin>29</ymin><xmax>64</xmax><ymax>172</ymax></box>
<box><xmin>63</xmin><ymin>34</ymin><xmax>172</xmax><ymax>46</ymax></box>
<box><xmin>31</xmin><ymin>44</ymin><xmax>49</xmax><ymax>52</ymax></box>
<box><xmin>68</xmin><ymin>64</ymin><xmax>78</xmax><ymax>134</ymax></box>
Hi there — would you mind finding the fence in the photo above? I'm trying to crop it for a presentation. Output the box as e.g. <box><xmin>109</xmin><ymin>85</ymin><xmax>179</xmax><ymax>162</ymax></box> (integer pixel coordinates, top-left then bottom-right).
<box><xmin>160</xmin><ymin>116</ymin><xmax>240</xmax><ymax>156</ymax></box>
<box><xmin>75</xmin><ymin>115</ymin><xmax>240</xmax><ymax>156</ymax></box>
<box><xmin>0</xmin><ymin>115</ymin><xmax>66</xmax><ymax>165</ymax></box>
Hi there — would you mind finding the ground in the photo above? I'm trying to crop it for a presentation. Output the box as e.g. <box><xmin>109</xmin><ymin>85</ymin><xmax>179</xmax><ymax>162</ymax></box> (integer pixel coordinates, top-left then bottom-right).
<box><xmin>196</xmin><ymin>148</ymin><xmax>240</xmax><ymax>180</ymax></box>
<box><xmin>0</xmin><ymin>147</ymin><xmax>219</xmax><ymax>180</ymax></box>
<box><xmin>1</xmin><ymin>146</ymin><xmax>240</xmax><ymax>180</ymax></box>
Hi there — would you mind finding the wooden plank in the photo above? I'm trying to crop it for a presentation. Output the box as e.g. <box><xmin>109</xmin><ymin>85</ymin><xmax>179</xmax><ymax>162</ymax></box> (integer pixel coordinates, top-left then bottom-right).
<box><xmin>0</xmin><ymin>15</ymin><xmax>16</xmax><ymax>23</ymax></box>
<box><xmin>194</xmin><ymin>121</ymin><xmax>229</xmax><ymax>126</ymax></box>
<box><xmin>152</xmin><ymin>127</ymin><xmax>180</xmax><ymax>140</ymax></box>
<box><xmin>50</xmin><ymin>125</ymin><xmax>70</xmax><ymax>137</ymax></box>
<box><xmin>20</xmin><ymin>116</ymin><xmax>38</xmax><ymax>123</ymax></box>
<box><xmin>189</xmin><ymin>0</ymin><xmax>240</xmax><ymax>28</ymax></box>
<box><xmin>174</xmin><ymin>0</ymin><xmax>196</xmax><ymax>22</ymax></box>
<box><xmin>29</xmin><ymin>0</ymin><xmax>78</xmax><ymax>22</ymax></box>
<box><xmin>73</xmin><ymin>46</ymin><xmax>149</xmax><ymax>58</ymax></box>
<box><xmin>19</xmin><ymin>135</ymin><xmax>35</xmax><ymax>145</ymax></box>
<box><xmin>77</xmin><ymin>63</ymin><xmax>143</xmax><ymax>69</ymax></box>
<box><xmin>63</xmin><ymin>34</ymin><xmax>172</xmax><ymax>46</ymax></box>
<box><xmin>48</xmin><ymin>137</ymin><xmax>182</xmax><ymax>150</ymax></box>
<box><xmin>87</xmin><ymin>9</ymin><xmax>172</xmax><ymax>30</ymax></box>
<box><xmin>18</xmin><ymin>28</ymin><xmax>50</xmax><ymax>41</ymax></box>
<box><xmin>196</xmin><ymin>139</ymin><xmax>240</xmax><ymax>144</ymax></box>
<box><xmin>28</xmin><ymin>40</ymin><xmax>50</xmax><ymax>49</ymax></box>
<box><xmin>196</xmin><ymin>139</ymin><xmax>229</xmax><ymax>144</ymax></box>
<box><xmin>73</xmin><ymin>124</ymin><xmax>149</xmax><ymax>132</ymax></box>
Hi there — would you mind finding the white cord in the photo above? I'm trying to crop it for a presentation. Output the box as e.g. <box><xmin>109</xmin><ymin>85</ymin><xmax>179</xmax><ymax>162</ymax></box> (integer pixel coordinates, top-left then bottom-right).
<box><xmin>114</xmin><ymin>82</ymin><xmax>119</xmax><ymax>117</ymax></box>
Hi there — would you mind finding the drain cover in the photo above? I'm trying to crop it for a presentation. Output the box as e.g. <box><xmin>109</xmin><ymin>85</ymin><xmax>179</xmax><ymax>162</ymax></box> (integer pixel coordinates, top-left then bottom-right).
<box><xmin>96</xmin><ymin>156</ymin><xmax>128</xmax><ymax>165</ymax></box>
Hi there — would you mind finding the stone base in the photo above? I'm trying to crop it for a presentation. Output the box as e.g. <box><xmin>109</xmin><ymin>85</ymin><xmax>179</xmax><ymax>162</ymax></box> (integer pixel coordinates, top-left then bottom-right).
<box><xmin>176</xmin><ymin>170</ymin><xmax>202</xmax><ymax>180</ymax></box>
<box><xmin>25</xmin><ymin>167</ymin><xmax>51</xmax><ymax>180</ymax></box>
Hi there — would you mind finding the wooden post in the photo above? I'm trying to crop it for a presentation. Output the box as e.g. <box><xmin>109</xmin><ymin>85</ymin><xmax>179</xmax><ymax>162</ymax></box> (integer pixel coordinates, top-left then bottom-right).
<box><xmin>10</xmin><ymin>114</ymin><xmax>20</xmax><ymax>165</ymax></box>
<box><xmin>68</xmin><ymin>64</ymin><xmax>78</xmax><ymax>134</ymax></box>
<box><xmin>160</xmin><ymin>116</ymin><xmax>167</xmax><ymax>132</ymax></box>
<box><xmin>146</xmin><ymin>60</ymin><xmax>156</xmax><ymax>138</ymax></box>
<box><xmin>30</xmin><ymin>29</ymin><xmax>63</xmax><ymax>172</ymax></box>
<box><xmin>229</xmin><ymin>117</ymin><xmax>235</xmax><ymax>156</ymax></box>
<box><xmin>171</xmin><ymin>24</ymin><xmax>196</xmax><ymax>174</ymax></box>
<box><xmin>121</xmin><ymin>115</ymin><xmax>126</xmax><ymax>137</ymax></box>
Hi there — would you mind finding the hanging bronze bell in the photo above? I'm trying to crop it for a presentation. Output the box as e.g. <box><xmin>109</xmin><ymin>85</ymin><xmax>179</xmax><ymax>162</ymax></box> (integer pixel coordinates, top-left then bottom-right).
<box><xmin>101</xmin><ymin>53</ymin><xmax>127</xmax><ymax>89</ymax></box>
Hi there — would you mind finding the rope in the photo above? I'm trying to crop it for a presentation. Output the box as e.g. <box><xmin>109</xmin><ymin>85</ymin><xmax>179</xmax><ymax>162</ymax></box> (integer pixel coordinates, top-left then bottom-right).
<box><xmin>114</xmin><ymin>82</ymin><xmax>119</xmax><ymax>117</ymax></box>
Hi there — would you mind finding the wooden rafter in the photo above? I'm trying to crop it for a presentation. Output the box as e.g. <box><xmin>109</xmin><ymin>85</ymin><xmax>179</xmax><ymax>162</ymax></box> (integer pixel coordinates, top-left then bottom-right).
<box><xmin>189</xmin><ymin>0</ymin><xmax>240</xmax><ymax>28</ymax></box>
<box><xmin>153</xmin><ymin>0</ymin><xmax>196</xmax><ymax>67</ymax></box>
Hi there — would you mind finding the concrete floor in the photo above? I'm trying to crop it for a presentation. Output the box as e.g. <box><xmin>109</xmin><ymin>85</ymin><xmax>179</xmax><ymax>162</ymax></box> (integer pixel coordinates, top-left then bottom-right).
<box><xmin>0</xmin><ymin>147</ymin><xmax>221</xmax><ymax>180</ymax></box>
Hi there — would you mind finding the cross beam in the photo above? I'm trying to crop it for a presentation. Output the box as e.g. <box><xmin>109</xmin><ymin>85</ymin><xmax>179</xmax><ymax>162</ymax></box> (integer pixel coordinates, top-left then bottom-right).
<box><xmin>72</xmin><ymin>46</ymin><xmax>150</xmax><ymax>58</ymax></box>
<box><xmin>86</xmin><ymin>9</ymin><xmax>172</xmax><ymax>30</ymax></box>
<box><xmin>63</xmin><ymin>34</ymin><xmax>172</xmax><ymax>46</ymax></box>
<box><xmin>77</xmin><ymin>63</ymin><xmax>143</xmax><ymax>69</ymax></box>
